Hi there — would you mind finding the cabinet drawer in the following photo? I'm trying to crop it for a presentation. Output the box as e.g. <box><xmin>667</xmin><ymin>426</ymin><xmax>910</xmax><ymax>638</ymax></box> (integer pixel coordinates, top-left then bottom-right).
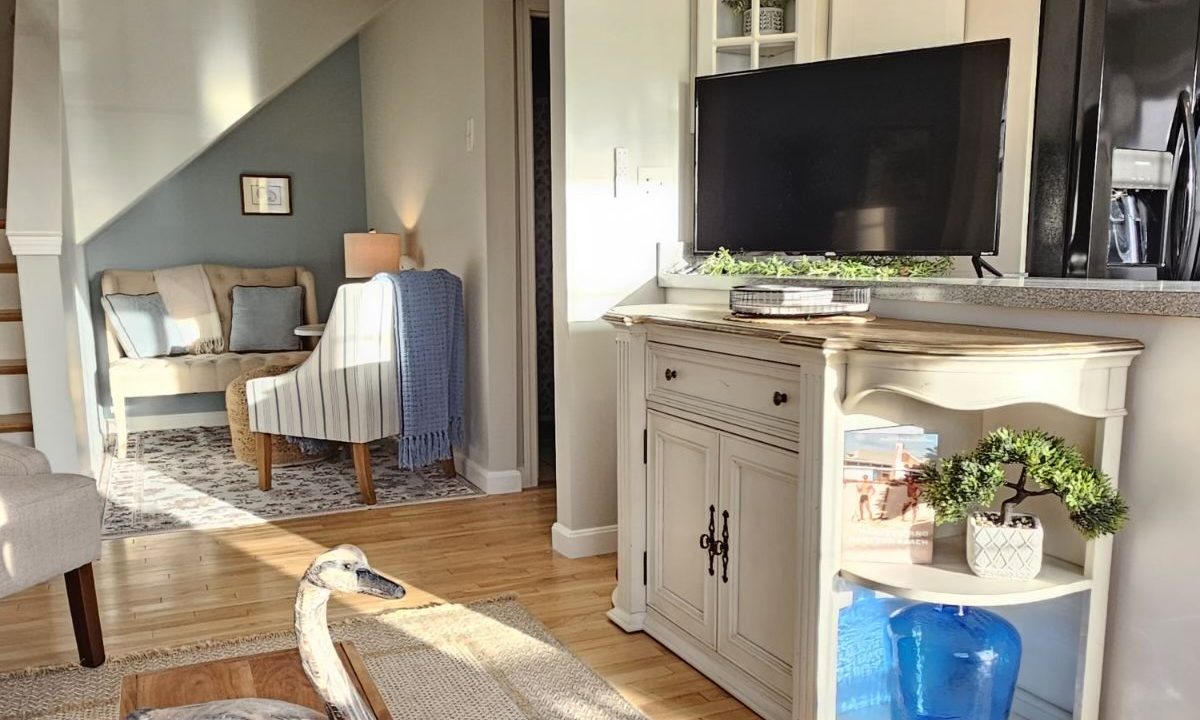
<box><xmin>647</xmin><ymin>343</ymin><xmax>803</xmax><ymax>436</ymax></box>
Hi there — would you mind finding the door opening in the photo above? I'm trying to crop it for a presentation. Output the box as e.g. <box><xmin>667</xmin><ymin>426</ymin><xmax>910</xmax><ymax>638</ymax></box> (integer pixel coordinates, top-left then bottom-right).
<box><xmin>518</xmin><ymin>0</ymin><xmax>554</xmax><ymax>487</ymax></box>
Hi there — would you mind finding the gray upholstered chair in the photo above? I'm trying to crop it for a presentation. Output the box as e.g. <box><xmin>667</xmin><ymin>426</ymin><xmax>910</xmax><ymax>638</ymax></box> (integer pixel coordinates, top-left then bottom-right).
<box><xmin>0</xmin><ymin>441</ymin><xmax>105</xmax><ymax>667</ymax></box>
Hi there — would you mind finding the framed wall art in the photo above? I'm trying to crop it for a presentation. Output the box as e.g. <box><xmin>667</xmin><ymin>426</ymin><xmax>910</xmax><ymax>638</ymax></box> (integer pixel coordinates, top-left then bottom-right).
<box><xmin>241</xmin><ymin>174</ymin><xmax>292</xmax><ymax>216</ymax></box>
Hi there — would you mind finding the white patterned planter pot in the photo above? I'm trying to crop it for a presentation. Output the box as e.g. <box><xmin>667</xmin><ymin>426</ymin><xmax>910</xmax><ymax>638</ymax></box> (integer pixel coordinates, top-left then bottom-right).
<box><xmin>743</xmin><ymin>7</ymin><xmax>785</xmax><ymax>35</ymax></box>
<box><xmin>966</xmin><ymin>512</ymin><xmax>1043</xmax><ymax>580</ymax></box>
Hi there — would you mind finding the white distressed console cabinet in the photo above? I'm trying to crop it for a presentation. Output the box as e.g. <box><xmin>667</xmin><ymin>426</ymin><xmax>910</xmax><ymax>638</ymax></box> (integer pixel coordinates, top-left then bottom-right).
<box><xmin>604</xmin><ymin>304</ymin><xmax>1142</xmax><ymax>720</ymax></box>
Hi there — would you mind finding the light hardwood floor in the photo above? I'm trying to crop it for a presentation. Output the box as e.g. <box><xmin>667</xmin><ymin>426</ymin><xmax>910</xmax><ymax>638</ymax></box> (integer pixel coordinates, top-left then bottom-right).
<box><xmin>0</xmin><ymin>487</ymin><xmax>757</xmax><ymax>719</ymax></box>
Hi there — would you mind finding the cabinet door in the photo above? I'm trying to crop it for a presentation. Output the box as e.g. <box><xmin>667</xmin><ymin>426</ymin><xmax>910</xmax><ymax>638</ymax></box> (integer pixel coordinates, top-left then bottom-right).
<box><xmin>717</xmin><ymin>435</ymin><xmax>799</xmax><ymax>699</ymax></box>
<box><xmin>829</xmin><ymin>0</ymin><xmax>966</xmax><ymax>58</ymax></box>
<box><xmin>646</xmin><ymin>412</ymin><xmax>720</xmax><ymax>648</ymax></box>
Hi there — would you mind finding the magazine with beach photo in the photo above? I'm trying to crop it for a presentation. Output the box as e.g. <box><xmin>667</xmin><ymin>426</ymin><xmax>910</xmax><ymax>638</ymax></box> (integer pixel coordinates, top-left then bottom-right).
<box><xmin>843</xmin><ymin>426</ymin><xmax>939</xmax><ymax>564</ymax></box>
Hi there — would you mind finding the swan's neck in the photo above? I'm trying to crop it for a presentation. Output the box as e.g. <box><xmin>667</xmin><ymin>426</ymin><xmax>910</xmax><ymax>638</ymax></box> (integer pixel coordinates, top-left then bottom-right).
<box><xmin>295</xmin><ymin>581</ymin><xmax>376</xmax><ymax>720</ymax></box>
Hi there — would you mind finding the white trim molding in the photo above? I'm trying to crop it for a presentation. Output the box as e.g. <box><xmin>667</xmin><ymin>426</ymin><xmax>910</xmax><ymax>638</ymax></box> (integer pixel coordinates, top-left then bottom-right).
<box><xmin>551</xmin><ymin>522</ymin><xmax>618</xmax><ymax>558</ymax></box>
<box><xmin>463</xmin><ymin>456</ymin><xmax>523</xmax><ymax>495</ymax></box>
<box><xmin>6</xmin><ymin>230</ymin><xmax>63</xmax><ymax>256</ymax></box>
<box><xmin>1012</xmin><ymin>688</ymin><xmax>1071</xmax><ymax>720</ymax></box>
<box><xmin>106</xmin><ymin>410</ymin><xmax>229</xmax><ymax>434</ymax></box>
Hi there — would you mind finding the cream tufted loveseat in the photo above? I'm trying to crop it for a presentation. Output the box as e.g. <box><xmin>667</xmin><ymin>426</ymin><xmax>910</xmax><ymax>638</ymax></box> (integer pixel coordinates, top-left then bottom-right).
<box><xmin>100</xmin><ymin>265</ymin><xmax>317</xmax><ymax>457</ymax></box>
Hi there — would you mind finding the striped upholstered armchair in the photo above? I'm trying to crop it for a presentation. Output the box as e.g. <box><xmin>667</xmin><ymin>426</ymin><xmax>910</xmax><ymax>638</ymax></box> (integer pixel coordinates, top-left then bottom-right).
<box><xmin>245</xmin><ymin>282</ymin><xmax>401</xmax><ymax>504</ymax></box>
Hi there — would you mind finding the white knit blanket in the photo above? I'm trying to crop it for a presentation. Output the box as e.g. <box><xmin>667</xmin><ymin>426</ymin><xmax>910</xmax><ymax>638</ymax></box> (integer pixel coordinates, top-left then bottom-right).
<box><xmin>153</xmin><ymin>264</ymin><xmax>225</xmax><ymax>354</ymax></box>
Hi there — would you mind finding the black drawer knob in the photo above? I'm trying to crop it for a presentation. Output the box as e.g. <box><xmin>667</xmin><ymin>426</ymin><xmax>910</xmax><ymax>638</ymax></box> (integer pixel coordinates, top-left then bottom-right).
<box><xmin>664</xmin><ymin>368</ymin><xmax>678</xmax><ymax>381</ymax></box>
<box><xmin>773</xmin><ymin>391</ymin><xmax>788</xmax><ymax>406</ymax></box>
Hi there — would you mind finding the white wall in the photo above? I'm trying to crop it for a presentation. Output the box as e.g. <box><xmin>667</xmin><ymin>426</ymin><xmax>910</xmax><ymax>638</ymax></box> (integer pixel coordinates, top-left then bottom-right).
<box><xmin>966</xmin><ymin>0</ymin><xmax>1041</xmax><ymax>274</ymax></box>
<box><xmin>59</xmin><ymin>0</ymin><xmax>389</xmax><ymax>243</ymax></box>
<box><xmin>359</xmin><ymin>0</ymin><xmax>521</xmax><ymax>486</ymax></box>
<box><xmin>552</xmin><ymin>0</ymin><xmax>692</xmax><ymax>545</ymax></box>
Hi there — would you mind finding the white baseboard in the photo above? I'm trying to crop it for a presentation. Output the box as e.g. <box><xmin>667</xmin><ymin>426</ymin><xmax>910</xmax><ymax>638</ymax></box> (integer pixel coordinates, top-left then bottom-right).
<box><xmin>462</xmin><ymin>456</ymin><xmax>522</xmax><ymax>495</ymax></box>
<box><xmin>107</xmin><ymin>411</ymin><xmax>229</xmax><ymax>434</ymax></box>
<box><xmin>1012</xmin><ymin>688</ymin><xmax>1071</xmax><ymax>720</ymax></box>
<box><xmin>551</xmin><ymin>522</ymin><xmax>618</xmax><ymax>558</ymax></box>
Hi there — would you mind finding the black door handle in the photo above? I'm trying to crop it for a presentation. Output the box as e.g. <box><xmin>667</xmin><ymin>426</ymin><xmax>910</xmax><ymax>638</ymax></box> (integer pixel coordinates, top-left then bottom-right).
<box><xmin>719</xmin><ymin>510</ymin><xmax>731</xmax><ymax>583</ymax></box>
<box><xmin>699</xmin><ymin>505</ymin><xmax>719</xmax><ymax>576</ymax></box>
<box><xmin>664</xmin><ymin>368</ymin><xmax>678</xmax><ymax>381</ymax></box>
<box><xmin>773</xmin><ymin>391</ymin><xmax>788</xmax><ymax>406</ymax></box>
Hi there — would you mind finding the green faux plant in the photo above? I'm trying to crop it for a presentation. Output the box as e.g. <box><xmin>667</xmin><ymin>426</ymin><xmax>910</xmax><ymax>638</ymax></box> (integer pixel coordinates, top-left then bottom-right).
<box><xmin>722</xmin><ymin>0</ymin><xmax>789</xmax><ymax>15</ymax></box>
<box><xmin>916</xmin><ymin>428</ymin><xmax>1128</xmax><ymax>539</ymax></box>
<box><xmin>697</xmin><ymin>247</ymin><xmax>954</xmax><ymax>279</ymax></box>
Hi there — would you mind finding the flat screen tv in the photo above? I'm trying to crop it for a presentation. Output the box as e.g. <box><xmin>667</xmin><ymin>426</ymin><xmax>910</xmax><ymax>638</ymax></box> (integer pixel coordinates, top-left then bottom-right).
<box><xmin>694</xmin><ymin>40</ymin><xmax>1009</xmax><ymax>256</ymax></box>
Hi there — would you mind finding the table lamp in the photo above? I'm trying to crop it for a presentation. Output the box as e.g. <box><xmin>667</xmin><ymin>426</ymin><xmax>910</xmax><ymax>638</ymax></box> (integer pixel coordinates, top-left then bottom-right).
<box><xmin>344</xmin><ymin>230</ymin><xmax>406</xmax><ymax>278</ymax></box>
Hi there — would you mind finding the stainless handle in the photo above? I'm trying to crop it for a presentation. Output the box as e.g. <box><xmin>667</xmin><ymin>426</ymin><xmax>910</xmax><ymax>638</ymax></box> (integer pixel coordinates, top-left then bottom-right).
<box><xmin>1182</xmin><ymin>93</ymin><xmax>1199</xmax><ymax>279</ymax></box>
<box><xmin>1165</xmin><ymin>90</ymin><xmax>1198</xmax><ymax>279</ymax></box>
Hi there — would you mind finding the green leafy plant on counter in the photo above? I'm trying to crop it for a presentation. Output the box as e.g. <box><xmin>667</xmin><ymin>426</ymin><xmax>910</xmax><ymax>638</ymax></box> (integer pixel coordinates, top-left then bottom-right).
<box><xmin>721</xmin><ymin>0</ymin><xmax>789</xmax><ymax>15</ymax></box>
<box><xmin>697</xmin><ymin>247</ymin><xmax>955</xmax><ymax>279</ymax></box>
<box><xmin>917</xmin><ymin>427</ymin><xmax>1128</xmax><ymax>538</ymax></box>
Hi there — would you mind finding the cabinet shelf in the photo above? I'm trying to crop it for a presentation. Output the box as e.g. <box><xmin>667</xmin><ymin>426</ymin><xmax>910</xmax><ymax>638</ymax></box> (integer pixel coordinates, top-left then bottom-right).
<box><xmin>715</xmin><ymin>33</ymin><xmax>799</xmax><ymax>58</ymax></box>
<box><xmin>839</xmin><ymin>537</ymin><xmax>1091</xmax><ymax>607</ymax></box>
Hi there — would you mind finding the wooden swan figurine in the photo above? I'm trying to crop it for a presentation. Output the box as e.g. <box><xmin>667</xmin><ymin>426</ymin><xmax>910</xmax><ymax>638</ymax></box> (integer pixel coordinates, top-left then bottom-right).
<box><xmin>127</xmin><ymin>546</ymin><xmax>406</xmax><ymax>720</ymax></box>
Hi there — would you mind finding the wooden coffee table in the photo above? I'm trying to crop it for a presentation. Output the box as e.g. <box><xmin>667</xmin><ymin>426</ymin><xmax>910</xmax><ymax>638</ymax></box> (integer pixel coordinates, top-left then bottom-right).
<box><xmin>118</xmin><ymin>642</ymin><xmax>392</xmax><ymax>719</ymax></box>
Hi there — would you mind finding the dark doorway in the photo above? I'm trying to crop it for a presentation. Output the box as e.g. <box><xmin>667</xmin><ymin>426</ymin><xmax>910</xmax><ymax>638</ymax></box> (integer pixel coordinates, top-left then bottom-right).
<box><xmin>531</xmin><ymin>15</ymin><xmax>555</xmax><ymax>486</ymax></box>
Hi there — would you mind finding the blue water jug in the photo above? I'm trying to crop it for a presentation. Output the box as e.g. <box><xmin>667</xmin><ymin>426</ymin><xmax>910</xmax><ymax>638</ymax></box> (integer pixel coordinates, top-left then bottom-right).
<box><xmin>887</xmin><ymin>603</ymin><xmax>1022</xmax><ymax>720</ymax></box>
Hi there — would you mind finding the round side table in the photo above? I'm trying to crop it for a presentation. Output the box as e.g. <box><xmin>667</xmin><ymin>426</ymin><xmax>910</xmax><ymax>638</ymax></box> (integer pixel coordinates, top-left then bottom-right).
<box><xmin>294</xmin><ymin>323</ymin><xmax>326</xmax><ymax>337</ymax></box>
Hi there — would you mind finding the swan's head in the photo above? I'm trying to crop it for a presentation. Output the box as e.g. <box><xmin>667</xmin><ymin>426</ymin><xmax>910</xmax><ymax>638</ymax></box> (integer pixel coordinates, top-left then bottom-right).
<box><xmin>304</xmin><ymin>545</ymin><xmax>407</xmax><ymax>600</ymax></box>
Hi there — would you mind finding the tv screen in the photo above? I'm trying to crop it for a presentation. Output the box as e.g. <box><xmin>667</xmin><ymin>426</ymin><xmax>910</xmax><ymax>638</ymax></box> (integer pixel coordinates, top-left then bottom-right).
<box><xmin>694</xmin><ymin>40</ymin><xmax>1009</xmax><ymax>256</ymax></box>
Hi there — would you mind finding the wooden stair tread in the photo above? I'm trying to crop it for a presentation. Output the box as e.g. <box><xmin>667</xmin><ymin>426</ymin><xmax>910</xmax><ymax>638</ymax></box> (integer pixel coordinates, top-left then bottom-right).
<box><xmin>0</xmin><ymin>359</ymin><xmax>26</xmax><ymax>375</ymax></box>
<box><xmin>0</xmin><ymin>413</ymin><xmax>32</xmax><ymax>433</ymax></box>
<box><xmin>0</xmin><ymin>309</ymin><xmax>20</xmax><ymax>322</ymax></box>
<box><xmin>0</xmin><ymin>263</ymin><xmax>15</xmax><ymax>274</ymax></box>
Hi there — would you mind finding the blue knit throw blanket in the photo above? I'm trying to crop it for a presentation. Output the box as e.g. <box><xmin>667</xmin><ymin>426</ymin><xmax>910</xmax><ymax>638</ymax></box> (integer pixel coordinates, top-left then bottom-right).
<box><xmin>372</xmin><ymin>270</ymin><xmax>465</xmax><ymax>469</ymax></box>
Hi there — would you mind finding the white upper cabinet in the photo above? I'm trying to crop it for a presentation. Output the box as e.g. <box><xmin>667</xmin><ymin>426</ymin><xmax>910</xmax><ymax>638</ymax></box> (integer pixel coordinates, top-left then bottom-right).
<box><xmin>696</xmin><ymin>0</ymin><xmax>968</xmax><ymax>74</ymax></box>
<box><xmin>828</xmin><ymin>0</ymin><xmax>966</xmax><ymax>58</ymax></box>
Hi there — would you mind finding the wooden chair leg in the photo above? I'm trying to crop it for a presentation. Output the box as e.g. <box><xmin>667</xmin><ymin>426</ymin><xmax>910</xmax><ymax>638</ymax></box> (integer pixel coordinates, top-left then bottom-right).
<box><xmin>438</xmin><ymin>458</ymin><xmax>457</xmax><ymax>479</ymax></box>
<box><xmin>351</xmin><ymin>442</ymin><xmax>377</xmax><ymax>505</ymax></box>
<box><xmin>255</xmin><ymin>432</ymin><xmax>273</xmax><ymax>491</ymax></box>
<box><xmin>64</xmin><ymin>563</ymin><xmax>105</xmax><ymax>668</ymax></box>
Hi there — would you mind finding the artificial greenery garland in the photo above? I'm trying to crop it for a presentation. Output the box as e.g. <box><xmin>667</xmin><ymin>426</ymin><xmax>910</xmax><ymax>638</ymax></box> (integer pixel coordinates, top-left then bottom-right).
<box><xmin>697</xmin><ymin>247</ymin><xmax>955</xmax><ymax>279</ymax></box>
<box><xmin>916</xmin><ymin>427</ymin><xmax>1128</xmax><ymax>539</ymax></box>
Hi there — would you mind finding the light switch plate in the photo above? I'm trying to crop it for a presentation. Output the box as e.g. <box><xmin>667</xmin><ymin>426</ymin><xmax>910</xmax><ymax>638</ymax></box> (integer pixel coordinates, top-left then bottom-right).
<box><xmin>614</xmin><ymin>147</ymin><xmax>632</xmax><ymax>197</ymax></box>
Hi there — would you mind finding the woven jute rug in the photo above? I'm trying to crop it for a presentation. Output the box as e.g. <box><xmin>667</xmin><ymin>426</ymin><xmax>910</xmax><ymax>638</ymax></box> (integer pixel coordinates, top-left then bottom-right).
<box><xmin>101</xmin><ymin>427</ymin><xmax>483</xmax><ymax>538</ymax></box>
<box><xmin>0</xmin><ymin>597</ymin><xmax>645</xmax><ymax>720</ymax></box>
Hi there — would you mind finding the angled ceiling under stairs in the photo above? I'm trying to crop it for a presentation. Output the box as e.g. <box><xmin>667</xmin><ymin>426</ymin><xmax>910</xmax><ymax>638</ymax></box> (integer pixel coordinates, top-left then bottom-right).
<box><xmin>61</xmin><ymin>0</ymin><xmax>391</xmax><ymax>243</ymax></box>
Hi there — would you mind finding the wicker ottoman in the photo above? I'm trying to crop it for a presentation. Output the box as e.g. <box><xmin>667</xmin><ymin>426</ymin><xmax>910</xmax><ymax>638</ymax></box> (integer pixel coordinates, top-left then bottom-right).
<box><xmin>227</xmin><ymin>365</ymin><xmax>333</xmax><ymax>467</ymax></box>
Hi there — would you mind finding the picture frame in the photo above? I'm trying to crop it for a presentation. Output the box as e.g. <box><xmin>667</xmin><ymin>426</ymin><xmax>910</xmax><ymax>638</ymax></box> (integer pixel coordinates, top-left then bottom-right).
<box><xmin>240</xmin><ymin>174</ymin><xmax>293</xmax><ymax>216</ymax></box>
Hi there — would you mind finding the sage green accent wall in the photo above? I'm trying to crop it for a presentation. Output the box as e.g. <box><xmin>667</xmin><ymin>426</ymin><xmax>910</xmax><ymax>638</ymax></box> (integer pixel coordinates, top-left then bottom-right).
<box><xmin>87</xmin><ymin>38</ymin><xmax>367</xmax><ymax>416</ymax></box>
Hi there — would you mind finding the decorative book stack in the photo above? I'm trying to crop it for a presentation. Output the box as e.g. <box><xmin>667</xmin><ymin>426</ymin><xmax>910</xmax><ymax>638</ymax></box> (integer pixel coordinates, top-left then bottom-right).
<box><xmin>842</xmin><ymin>427</ymin><xmax>938</xmax><ymax>564</ymax></box>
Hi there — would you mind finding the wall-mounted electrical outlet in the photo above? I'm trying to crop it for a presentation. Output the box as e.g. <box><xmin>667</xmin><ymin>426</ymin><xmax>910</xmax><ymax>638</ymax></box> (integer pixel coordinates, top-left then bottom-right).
<box><xmin>638</xmin><ymin>166</ymin><xmax>669</xmax><ymax>196</ymax></box>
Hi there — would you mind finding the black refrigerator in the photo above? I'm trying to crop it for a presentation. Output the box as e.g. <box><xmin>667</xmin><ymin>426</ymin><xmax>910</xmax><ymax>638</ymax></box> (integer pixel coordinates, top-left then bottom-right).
<box><xmin>1027</xmin><ymin>0</ymin><xmax>1200</xmax><ymax>279</ymax></box>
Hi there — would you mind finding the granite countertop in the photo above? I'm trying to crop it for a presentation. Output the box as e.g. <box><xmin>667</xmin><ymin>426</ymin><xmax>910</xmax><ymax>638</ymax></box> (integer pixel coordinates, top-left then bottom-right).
<box><xmin>606</xmin><ymin>304</ymin><xmax>1145</xmax><ymax>357</ymax></box>
<box><xmin>659</xmin><ymin>272</ymin><xmax>1200</xmax><ymax>318</ymax></box>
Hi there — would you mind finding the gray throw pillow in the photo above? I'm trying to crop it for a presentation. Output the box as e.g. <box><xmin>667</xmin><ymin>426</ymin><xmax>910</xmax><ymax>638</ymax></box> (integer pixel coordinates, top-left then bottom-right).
<box><xmin>101</xmin><ymin>293</ymin><xmax>187</xmax><ymax>359</ymax></box>
<box><xmin>229</xmin><ymin>285</ymin><xmax>303</xmax><ymax>352</ymax></box>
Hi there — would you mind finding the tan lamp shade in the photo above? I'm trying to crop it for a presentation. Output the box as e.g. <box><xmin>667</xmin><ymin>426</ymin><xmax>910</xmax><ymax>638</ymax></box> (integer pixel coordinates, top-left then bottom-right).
<box><xmin>344</xmin><ymin>231</ymin><xmax>404</xmax><ymax>278</ymax></box>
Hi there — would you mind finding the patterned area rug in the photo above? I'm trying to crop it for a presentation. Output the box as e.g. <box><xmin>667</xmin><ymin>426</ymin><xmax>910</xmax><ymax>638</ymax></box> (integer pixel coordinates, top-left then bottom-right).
<box><xmin>0</xmin><ymin>597</ymin><xmax>647</xmax><ymax>720</ymax></box>
<box><xmin>101</xmin><ymin>426</ymin><xmax>483</xmax><ymax>538</ymax></box>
